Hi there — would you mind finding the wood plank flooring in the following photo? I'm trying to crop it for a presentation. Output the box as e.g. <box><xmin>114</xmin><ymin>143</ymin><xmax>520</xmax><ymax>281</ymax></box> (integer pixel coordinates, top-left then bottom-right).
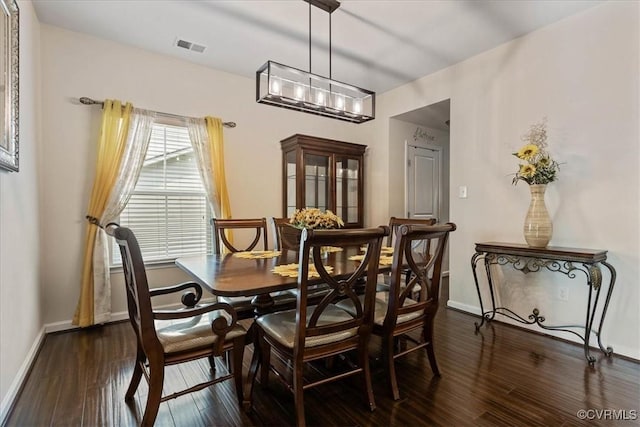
<box><xmin>6</xmin><ymin>284</ymin><xmax>639</xmax><ymax>426</ymax></box>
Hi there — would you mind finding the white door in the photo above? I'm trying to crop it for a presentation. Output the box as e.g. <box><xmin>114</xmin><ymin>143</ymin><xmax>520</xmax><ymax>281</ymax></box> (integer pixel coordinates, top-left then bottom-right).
<box><xmin>406</xmin><ymin>144</ymin><xmax>442</xmax><ymax>221</ymax></box>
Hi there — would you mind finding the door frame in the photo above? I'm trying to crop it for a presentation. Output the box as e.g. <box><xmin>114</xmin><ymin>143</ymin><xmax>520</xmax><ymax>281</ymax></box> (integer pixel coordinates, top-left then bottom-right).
<box><xmin>404</xmin><ymin>140</ymin><xmax>444</xmax><ymax>221</ymax></box>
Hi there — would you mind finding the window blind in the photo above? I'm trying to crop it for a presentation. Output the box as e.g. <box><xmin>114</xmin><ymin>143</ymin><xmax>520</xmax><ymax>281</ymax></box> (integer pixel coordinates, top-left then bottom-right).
<box><xmin>112</xmin><ymin>123</ymin><xmax>212</xmax><ymax>265</ymax></box>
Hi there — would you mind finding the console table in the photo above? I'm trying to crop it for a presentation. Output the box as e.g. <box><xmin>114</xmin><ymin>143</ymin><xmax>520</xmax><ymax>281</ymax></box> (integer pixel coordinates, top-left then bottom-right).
<box><xmin>470</xmin><ymin>242</ymin><xmax>616</xmax><ymax>365</ymax></box>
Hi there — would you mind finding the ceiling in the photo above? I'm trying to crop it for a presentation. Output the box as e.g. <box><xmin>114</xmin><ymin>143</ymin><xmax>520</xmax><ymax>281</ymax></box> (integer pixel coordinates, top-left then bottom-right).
<box><xmin>32</xmin><ymin>0</ymin><xmax>601</xmax><ymax>128</ymax></box>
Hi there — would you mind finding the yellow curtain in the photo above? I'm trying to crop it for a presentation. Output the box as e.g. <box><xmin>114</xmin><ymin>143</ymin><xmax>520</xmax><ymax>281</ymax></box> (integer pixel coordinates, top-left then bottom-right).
<box><xmin>205</xmin><ymin>116</ymin><xmax>233</xmax><ymax>245</ymax></box>
<box><xmin>73</xmin><ymin>100</ymin><xmax>132</xmax><ymax>327</ymax></box>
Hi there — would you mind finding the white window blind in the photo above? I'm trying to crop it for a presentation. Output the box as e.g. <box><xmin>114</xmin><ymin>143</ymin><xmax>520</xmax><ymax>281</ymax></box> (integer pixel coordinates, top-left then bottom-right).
<box><xmin>112</xmin><ymin>123</ymin><xmax>212</xmax><ymax>265</ymax></box>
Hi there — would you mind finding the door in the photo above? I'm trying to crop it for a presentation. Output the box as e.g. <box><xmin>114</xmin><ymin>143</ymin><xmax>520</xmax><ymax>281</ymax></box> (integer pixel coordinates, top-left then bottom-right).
<box><xmin>406</xmin><ymin>144</ymin><xmax>442</xmax><ymax>221</ymax></box>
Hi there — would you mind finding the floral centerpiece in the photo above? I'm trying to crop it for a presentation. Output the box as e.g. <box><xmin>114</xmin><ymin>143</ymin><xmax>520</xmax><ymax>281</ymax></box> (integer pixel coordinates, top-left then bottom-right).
<box><xmin>512</xmin><ymin>118</ymin><xmax>560</xmax><ymax>185</ymax></box>
<box><xmin>289</xmin><ymin>208</ymin><xmax>344</xmax><ymax>229</ymax></box>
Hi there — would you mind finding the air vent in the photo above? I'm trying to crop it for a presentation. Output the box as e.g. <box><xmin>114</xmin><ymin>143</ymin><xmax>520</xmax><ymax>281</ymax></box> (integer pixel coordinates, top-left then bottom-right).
<box><xmin>175</xmin><ymin>38</ymin><xmax>207</xmax><ymax>53</ymax></box>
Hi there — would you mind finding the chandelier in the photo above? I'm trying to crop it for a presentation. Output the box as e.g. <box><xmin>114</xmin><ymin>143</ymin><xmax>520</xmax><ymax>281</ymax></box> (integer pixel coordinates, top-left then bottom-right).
<box><xmin>256</xmin><ymin>0</ymin><xmax>375</xmax><ymax>124</ymax></box>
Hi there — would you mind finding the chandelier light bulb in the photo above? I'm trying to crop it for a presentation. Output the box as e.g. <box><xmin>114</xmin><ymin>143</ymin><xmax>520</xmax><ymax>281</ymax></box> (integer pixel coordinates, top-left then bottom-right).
<box><xmin>353</xmin><ymin>99</ymin><xmax>362</xmax><ymax>114</ymax></box>
<box><xmin>270</xmin><ymin>78</ymin><xmax>281</xmax><ymax>95</ymax></box>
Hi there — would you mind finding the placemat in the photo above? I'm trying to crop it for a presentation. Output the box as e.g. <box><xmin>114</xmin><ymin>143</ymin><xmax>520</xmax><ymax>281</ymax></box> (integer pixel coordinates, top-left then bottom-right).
<box><xmin>234</xmin><ymin>250</ymin><xmax>281</xmax><ymax>259</ymax></box>
<box><xmin>272</xmin><ymin>263</ymin><xmax>334</xmax><ymax>278</ymax></box>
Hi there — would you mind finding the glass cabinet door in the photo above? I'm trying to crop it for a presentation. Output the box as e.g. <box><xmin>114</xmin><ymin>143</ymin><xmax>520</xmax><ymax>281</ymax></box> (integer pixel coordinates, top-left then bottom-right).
<box><xmin>285</xmin><ymin>150</ymin><xmax>297</xmax><ymax>217</ymax></box>
<box><xmin>304</xmin><ymin>153</ymin><xmax>330</xmax><ymax>212</ymax></box>
<box><xmin>336</xmin><ymin>156</ymin><xmax>360</xmax><ymax>225</ymax></box>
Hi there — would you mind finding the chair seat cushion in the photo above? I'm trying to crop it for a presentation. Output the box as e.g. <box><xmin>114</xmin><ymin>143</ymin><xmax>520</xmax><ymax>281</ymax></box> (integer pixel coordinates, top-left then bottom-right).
<box><xmin>155</xmin><ymin>309</ymin><xmax>246</xmax><ymax>354</ymax></box>
<box><xmin>336</xmin><ymin>291</ymin><xmax>421</xmax><ymax>326</ymax></box>
<box><xmin>257</xmin><ymin>304</ymin><xmax>357</xmax><ymax>349</ymax></box>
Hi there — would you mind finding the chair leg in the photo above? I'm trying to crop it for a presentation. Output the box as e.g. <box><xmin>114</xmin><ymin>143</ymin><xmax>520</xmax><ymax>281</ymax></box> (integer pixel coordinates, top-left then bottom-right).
<box><xmin>423</xmin><ymin>320</ymin><xmax>440</xmax><ymax>376</ymax></box>
<box><xmin>293</xmin><ymin>361</ymin><xmax>306</xmax><ymax>427</ymax></box>
<box><xmin>141</xmin><ymin>359</ymin><xmax>164</xmax><ymax>427</ymax></box>
<box><xmin>359</xmin><ymin>343</ymin><xmax>376</xmax><ymax>412</ymax></box>
<box><xmin>208</xmin><ymin>355</ymin><xmax>217</xmax><ymax>373</ymax></box>
<box><xmin>383</xmin><ymin>336</ymin><xmax>401</xmax><ymax>400</ymax></box>
<box><xmin>259</xmin><ymin>331</ymin><xmax>271</xmax><ymax>386</ymax></box>
<box><xmin>125</xmin><ymin>348</ymin><xmax>145</xmax><ymax>401</ymax></box>
<box><xmin>230</xmin><ymin>336</ymin><xmax>245</xmax><ymax>404</ymax></box>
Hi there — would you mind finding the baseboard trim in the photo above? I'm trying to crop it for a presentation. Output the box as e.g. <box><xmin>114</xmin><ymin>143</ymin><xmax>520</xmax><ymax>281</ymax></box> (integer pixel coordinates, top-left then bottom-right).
<box><xmin>0</xmin><ymin>327</ymin><xmax>46</xmax><ymax>426</ymax></box>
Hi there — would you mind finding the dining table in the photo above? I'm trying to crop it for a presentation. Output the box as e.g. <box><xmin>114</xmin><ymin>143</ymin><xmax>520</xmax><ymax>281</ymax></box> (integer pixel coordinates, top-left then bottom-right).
<box><xmin>175</xmin><ymin>245</ymin><xmax>393</xmax><ymax>315</ymax></box>
<box><xmin>175</xmin><ymin>244</ymin><xmax>394</xmax><ymax>410</ymax></box>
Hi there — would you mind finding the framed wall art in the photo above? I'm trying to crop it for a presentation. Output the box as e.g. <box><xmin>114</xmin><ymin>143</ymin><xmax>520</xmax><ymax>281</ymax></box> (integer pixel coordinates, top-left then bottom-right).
<box><xmin>0</xmin><ymin>0</ymin><xmax>18</xmax><ymax>172</ymax></box>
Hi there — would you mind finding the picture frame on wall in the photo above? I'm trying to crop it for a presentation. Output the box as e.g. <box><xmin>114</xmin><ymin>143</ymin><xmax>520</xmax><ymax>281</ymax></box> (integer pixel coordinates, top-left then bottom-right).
<box><xmin>0</xmin><ymin>0</ymin><xmax>18</xmax><ymax>172</ymax></box>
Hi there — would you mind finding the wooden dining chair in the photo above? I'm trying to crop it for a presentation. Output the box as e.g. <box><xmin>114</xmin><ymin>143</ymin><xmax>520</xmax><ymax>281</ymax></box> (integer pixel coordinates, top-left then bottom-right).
<box><xmin>212</xmin><ymin>217</ymin><xmax>269</xmax><ymax>254</ymax></box>
<box><xmin>272</xmin><ymin>217</ymin><xmax>334</xmax><ymax>303</ymax></box>
<box><xmin>249</xmin><ymin>226</ymin><xmax>388</xmax><ymax>427</ymax></box>
<box><xmin>338</xmin><ymin>222</ymin><xmax>456</xmax><ymax>400</ymax></box>
<box><xmin>212</xmin><ymin>217</ymin><xmax>296</xmax><ymax>319</ymax></box>
<box><xmin>387</xmin><ymin>216</ymin><xmax>437</xmax><ymax>247</ymax></box>
<box><xmin>269</xmin><ymin>217</ymin><xmax>300</xmax><ymax>251</ymax></box>
<box><xmin>112</xmin><ymin>226</ymin><xmax>247</xmax><ymax>426</ymax></box>
<box><xmin>379</xmin><ymin>216</ymin><xmax>438</xmax><ymax>295</ymax></box>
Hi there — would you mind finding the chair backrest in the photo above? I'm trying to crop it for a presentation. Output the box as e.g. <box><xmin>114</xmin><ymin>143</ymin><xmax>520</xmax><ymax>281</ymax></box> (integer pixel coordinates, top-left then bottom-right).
<box><xmin>112</xmin><ymin>226</ymin><xmax>162</xmax><ymax>355</ymax></box>
<box><xmin>385</xmin><ymin>223</ymin><xmax>456</xmax><ymax>328</ymax></box>
<box><xmin>271</xmin><ymin>217</ymin><xmax>301</xmax><ymax>251</ymax></box>
<box><xmin>294</xmin><ymin>226</ymin><xmax>388</xmax><ymax>350</ymax></box>
<box><xmin>387</xmin><ymin>216</ymin><xmax>437</xmax><ymax>247</ymax></box>
<box><xmin>211</xmin><ymin>218</ymin><xmax>269</xmax><ymax>254</ymax></box>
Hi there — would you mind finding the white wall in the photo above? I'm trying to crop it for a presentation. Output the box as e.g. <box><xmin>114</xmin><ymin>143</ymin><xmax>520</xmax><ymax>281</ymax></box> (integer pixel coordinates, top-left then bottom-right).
<box><xmin>0</xmin><ymin>0</ymin><xmax>41</xmax><ymax>416</ymax></box>
<box><xmin>38</xmin><ymin>25</ymin><xmax>373</xmax><ymax>326</ymax></box>
<box><xmin>373</xmin><ymin>2</ymin><xmax>639</xmax><ymax>359</ymax></box>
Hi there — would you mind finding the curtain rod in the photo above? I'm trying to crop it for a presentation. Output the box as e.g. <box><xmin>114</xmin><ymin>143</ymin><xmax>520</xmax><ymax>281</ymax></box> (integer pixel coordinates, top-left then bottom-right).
<box><xmin>78</xmin><ymin>97</ymin><xmax>237</xmax><ymax>128</ymax></box>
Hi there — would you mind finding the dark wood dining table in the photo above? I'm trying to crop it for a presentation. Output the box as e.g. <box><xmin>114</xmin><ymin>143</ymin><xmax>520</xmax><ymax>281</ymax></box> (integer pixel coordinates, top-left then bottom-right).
<box><xmin>175</xmin><ymin>245</ymin><xmax>391</xmax><ymax>410</ymax></box>
<box><xmin>175</xmin><ymin>246</ymin><xmax>390</xmax><ymax>312</ymax></box>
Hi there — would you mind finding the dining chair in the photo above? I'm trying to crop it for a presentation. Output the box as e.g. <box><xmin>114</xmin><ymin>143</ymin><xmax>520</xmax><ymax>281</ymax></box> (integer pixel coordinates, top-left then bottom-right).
<box><xmin>337</xmin><ymin>222</ymin><xmax>456</xmax><ymax>400</ymax></box>
<box><xmin>112</xmin><ymin>226</ymin><xmax>247</xmax><ymax>426</ymax></box>
<box><xmin>272</xmin><ymin>217</ymin><xmax>333</xmax><ymax>304</ymax></box>
<box><xmin>249</xmin><ymin>226</ymin><xmax>388</xmax><ymax>427</ymax></box>
<box><xmin>212</xmin><ymin>217</ymin><xmax>296</xmax><ymax>319</ymax></box>
<box><xmin>387</xmin><ymin>216</ymin><xmax>437</xmax><ymax>247</ymax></box>
<box><xmin>212</xmin><ymin>217</ymin><xmax>270</xmax><ymax>254</ymax></box>
<box><xmin>270</xmin><ymin>217</ymin><xmax>296</xmax><ymax>251</ymax></box>
<box><xmin>379</xmin><ymin>216</ymin><xmax>438</xmax><ymax>295</ymax></box>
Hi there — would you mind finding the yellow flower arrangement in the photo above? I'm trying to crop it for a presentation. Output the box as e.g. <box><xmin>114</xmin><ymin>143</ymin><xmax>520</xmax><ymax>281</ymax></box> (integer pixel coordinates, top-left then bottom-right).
<box><xmin>512</xmin><ymin>118</ymin><xmax>561</xmax><ymax>185</ymax></box>
<box><xmin>289</xmin><ymin>208</ymin><xmax>344</xmax><ymax>229</ymax></box>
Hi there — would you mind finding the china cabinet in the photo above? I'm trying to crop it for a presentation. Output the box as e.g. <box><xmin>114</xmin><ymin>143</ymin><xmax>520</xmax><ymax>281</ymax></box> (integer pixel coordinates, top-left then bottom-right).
<box><xmin>281</xmin><ymin>134</ymin><xmax>366</xmax><ymax>228</ymax></box>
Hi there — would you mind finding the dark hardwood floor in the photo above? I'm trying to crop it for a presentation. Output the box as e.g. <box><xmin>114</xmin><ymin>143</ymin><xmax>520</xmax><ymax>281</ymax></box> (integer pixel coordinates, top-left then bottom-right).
<box><xmin>6</xmin><ymin>281</ymin><xmax>639</xmax><ymax>426</ymax></box>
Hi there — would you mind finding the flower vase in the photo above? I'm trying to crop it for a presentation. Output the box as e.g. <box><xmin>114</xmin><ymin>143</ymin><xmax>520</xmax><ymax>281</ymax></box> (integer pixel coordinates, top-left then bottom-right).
<box><xmin>523</xmin><ymin>184</ymin><xmax>552</xmax><ymax>248</ymax></box>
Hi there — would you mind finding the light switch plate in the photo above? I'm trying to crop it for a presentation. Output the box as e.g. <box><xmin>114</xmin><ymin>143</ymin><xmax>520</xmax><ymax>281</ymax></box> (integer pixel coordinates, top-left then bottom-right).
<box><xmin>458</xmin><ymin>186</ymin><xmax>468</xmax><ymax>198</ymax></box>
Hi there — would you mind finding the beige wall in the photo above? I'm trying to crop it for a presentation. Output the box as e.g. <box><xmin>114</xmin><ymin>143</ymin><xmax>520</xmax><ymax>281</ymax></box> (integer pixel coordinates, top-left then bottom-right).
<box><xmin>0</xmin><ymin>0</ymin><xmax>41</xmax><ymax>415</ymax></box>
<box><xmin>376</xmin><ymin>1</ymin><xmax>639</xmax><ymax>358</ymax></box>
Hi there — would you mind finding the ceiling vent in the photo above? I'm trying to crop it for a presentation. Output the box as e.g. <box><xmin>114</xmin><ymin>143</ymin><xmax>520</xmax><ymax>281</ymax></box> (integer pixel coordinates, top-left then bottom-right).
<box><xmin>175</xmin><ymin>38</ymin><xmax>206</xmax><ymax>53</ymax></box>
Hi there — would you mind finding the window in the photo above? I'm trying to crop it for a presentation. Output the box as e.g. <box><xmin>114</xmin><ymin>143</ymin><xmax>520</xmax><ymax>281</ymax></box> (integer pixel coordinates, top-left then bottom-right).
<box><xmin>112</xmin><ymin>122</ymin><xmax>212</xmax><ymax>265</ymax></box>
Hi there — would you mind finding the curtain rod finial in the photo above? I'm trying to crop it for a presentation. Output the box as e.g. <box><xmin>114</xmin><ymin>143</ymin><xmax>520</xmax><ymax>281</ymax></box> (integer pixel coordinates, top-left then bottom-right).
<box><xmin>79</xmin><ymin>97</ymin><xmax>98</xmax><ymax>105</ymax></box>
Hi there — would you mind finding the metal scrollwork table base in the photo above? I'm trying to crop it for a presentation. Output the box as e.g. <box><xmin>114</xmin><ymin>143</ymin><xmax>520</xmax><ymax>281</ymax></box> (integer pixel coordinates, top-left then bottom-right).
<box><xmin>470</xmin><ymin>242</ymin><xmax>616</xmax><ymax>366</ymax></box>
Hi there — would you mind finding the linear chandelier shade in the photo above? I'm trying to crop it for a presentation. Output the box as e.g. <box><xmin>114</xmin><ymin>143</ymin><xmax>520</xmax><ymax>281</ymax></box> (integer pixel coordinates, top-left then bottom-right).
<box><xmin>256</xmin><ymin>61</ymin><xmax>375</xmax><ymax>123</ymax></box>
<box><xmin>255</xmin><ymin>0</ymin><xmax>375</xmax><ymax>124</ymax></box>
